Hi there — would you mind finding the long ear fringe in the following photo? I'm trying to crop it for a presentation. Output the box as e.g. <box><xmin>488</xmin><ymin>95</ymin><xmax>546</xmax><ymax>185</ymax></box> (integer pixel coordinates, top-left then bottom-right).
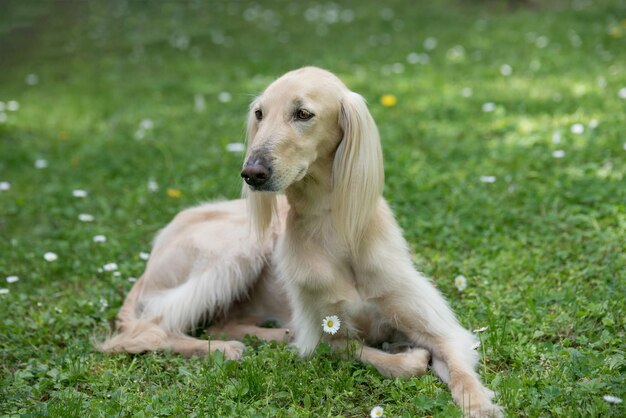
<box><xmin>332</xmin><ymin>92</ymin><xmax>384</xmax><ymax>252</ymax></box>
<box><xmin>242</xmin><ymin>97</ymin><xmax>277</xmax><ymax>240</ymax></box>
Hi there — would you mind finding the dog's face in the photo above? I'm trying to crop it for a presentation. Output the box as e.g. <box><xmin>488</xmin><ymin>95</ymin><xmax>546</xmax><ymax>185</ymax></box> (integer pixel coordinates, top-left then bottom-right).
<box><xmin>242</xmin><ymin>68</ymin><xmax>345</xmax><ymax>192</ymax></box>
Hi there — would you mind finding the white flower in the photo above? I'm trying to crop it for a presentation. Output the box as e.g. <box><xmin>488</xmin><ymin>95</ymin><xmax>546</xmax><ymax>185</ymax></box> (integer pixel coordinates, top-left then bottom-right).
<box><xmin>552</xmin><ymin>150</ymin><xmax>565</xmax><ymax>158</ymax></box>
<box><xmin>618</xmin><ymin>87</ymin><xmax>626</xmax><ymax>100</ymax></box>
<box><xmin>6</xmin><ymin>276</ymin><xmax>19</xmax><ymax>283</ymax></box>
<box><xmin>551</xmin><ymin>131</ymin><xmax>561</xmax><ymax>144</ymax></box>
<box><xmin>0</xmin><ymin>181</ymin><xmax>10</xmax><ymax>191</ymax></box>
<box><xmin>535</xmin><ymin>36</ymin><xmax>549</xmax><ymax>48</ymax></box>
<box><xmin>226</xmin><ymin>142</ymin><xmax>245</xmax><ymax>153</ymax></box>
<box><xmin>471</xmin><ymin>341</ymin><xmax>481</xmax><ymax>350</ymax></box>
<box><xmin>44</xmin><ymin>252</ymin><xmax>58</xmax><ymax>262</ymax></box>
<box><xmin>588</xmin><ymin>119</ymin><xmax>599</xmax><ymax>129</ymax></box>
<box><xmin>0</xmin><ymin>288</ymin><xmax>9</xmax><ymax>295</ymax></box>
<box><xmin>34</xmin><ymin>159</ymin><xmax>48</xmax><ymax>169</ymax></box>
<box><xmin>78</xmin><ymin>213</ymin><xmax>94</xmax><ymax>222</ymax></box>
<box><xmin>140</xmin><ymin>118</ymin><xmax>154</xmax><ymax>130</ymax></box>
<box><xmin>603</xmin><ymin>395</ymin><xmax>622</xmax><ymax>404</ymax></box>
<box><xmin>218</xmin><ymin>91</ymin><xmax>232</xmax><ymax>103</ymax></box>
<box><xmin>461</xmin><ymin>87</ymin><xmax>473</xmax><ymax>97</ymax></box>
<box><xmin>473</xmin><ymin>326</ymin><xmax>489</xmax><ymax>333</ymax></box>
<box><xmin>139</xmin><ymin>252</ymin><xmax>150</xmax><ymax>261</ymax></box>
<box><xmin>128</xmin><ymin>277</ymin><xmax>138</xmax><ymax>282</ymax></box>
<box><xmin>570</xmin><ymin>123</ymin><xmax>584</xmax><ymax>134</ymax></box>
<box><xmin>0</xmin><ymin>101</ymin><xmax>4</xmax><ymax>111</ymax></box>
<box><xmin>93</xmin><ymin>235</ymin><xmax>106</xmax><ymax>243</ymax></box>
<box><xmin>423</xmin><ymin>37</ymin><xmax>437</xmax><ymax>50</ymax></box>
<box><xmin>102</xmin><ymin>262</ymin><xmax>118</xmax><ymax>272</ymax></box>
<box><xmin>0</xmin><ymin>113</ymin><xmax>6</xmax><ymax>123</ymax></box>
<box><xmin>147</xmin><ymin>178</ymin><xmax>159</xmax><ymax>192</ymax></box>
<box><xmin>72</xmin><ymin>189</ymin><xmax>88</xmax><ymax>198</ymax></box>
<box><xmin>7</xmin><ymin>100</ymin><xmax>19</xmax><ymax>111</ymax></box>
<box><xmin>322</xmin><ymin>315</ymin><xmax>341</xmax><ymax>335</ymax></box>
<box><xmin>194</xmin><ymin>94</ymin><xmax>206</xmax><ymax>112</ymax></box>
<box><xmin>480</xmin><ymin>176</ymin><xmax>497</xmax><ymax>183</ymax></box>
<box><xmin>454</xmin><ymin>275</ymin><xmax>468</xmax><ymax>291</ymax></box>
<box><xmin>500</xmin><ymin>64</ymin><xmax>512</xmax><ymax>76</ymax></box>
<box><xmin>482</xmin><ymin>102</ymin><xmax>496</xmax><ymax>112</ymax></box>
<box><xmin>25</xmin><ymin>73</ymin><xmax>39</xmax><ymax>85</ymax></box>
<box><xmin>134</xmin><ymin>129</ymin><xmax>146</xmax><ymax>140</ymax></box>
<box><xmin>370</xmin><ymin>406</ymin><xmax>384</xmax><ymax>418</ymax></box>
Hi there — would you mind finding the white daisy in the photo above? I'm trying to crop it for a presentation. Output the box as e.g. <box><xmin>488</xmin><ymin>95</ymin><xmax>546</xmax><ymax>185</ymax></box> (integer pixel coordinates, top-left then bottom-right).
<box><xmin>461</xmin><ymin>87</ymin><xmax>473</xmax><ymax>97</ymax></box>
<box><xmin>322</xmin><ymin>315</ymin><xmax>341</xmax><ymax>335</ymax></box>
<box><xmin>147</xmin><ymin>178</ymin><xmax>159</xmax><ymax>192</ymax></box>
<box><xmin>194</xmin><ymin>94</ymin><xmax>206</xmax><ymax>112</ymax></box>
<box><xmin>370</xmin><ymin>406</ymin><xmax>384</xmax><ymax>418</ymax></box>
<box><xmin>25</xmin><ymin>73</ymin><xmax>39</xmax><ymax>85</ymax></box>
<box><xmin>226</xmin><ymin>143</ymin><xmax>245</xmax><ymax>153</ymax></box>
<box><xmin>500</xmin><ymin>64</ymin><xmax>512</xmax><ymax>76</ymax></box>
<box><xmin>218</xmin><ymin>91</ymin><xmax>232</xmax><ymax>103</ymax></box>
<box><xmin>34</xmin><ymin>159</ymin><xmax>48</xmax><ymax>169</ymax></box>
<box><xmin>102</xmin><ymin>262</ymin><xmax>118</xmax><ymax>272</ymax></box>
<box><xmin>128</xmin><ymin>277</ymin><xmax>138</xmax><ymax>283</ymax></box>
<box><xmin>552</xmin><ymin>150</ymin><xmax>565</xmax><ymax>158</ymax></box>
<box><xmin>588</xmin><ymin>119</ymin><xmax>599</xmax><ymax>129</ymax></box>
<box><xmin>0</xmin><ymin>181</ymin><xmax>10</xmax><ymax>191</ymax></box>
<box><xmin>7</xmin><ymin>100</ymin><xmax>19</xmax><ymax>111</ymax></box>
<box><xmin>0</xmin><ymin>288</ymin><xmax>9</xmax><ymax>295</ymax></box>
<box><xmin>482</xmin><ymin>102</ymin><xmax>496</xmax><ymax>112</ymax></box>
<box><xmin>93</xmin><ymin>235</ymin><xmax>107</xmax><ymax>243</ymax></box>
<box><xmin>454</xmin><ymin>275</ymin><xmax>468</xmax><ymax>291</ymax></box>
<box><xmin>44</xmin><ymin>252</ymin><xmax>58</xmax><ymax>262</ymax></box>
<box><xmin>551</xmin><ymin>132</ymin><xmax>561</xmax><ymax>144</ymax></box>
<box><xmin>423</xmin><ymin>37</ymin><xmax>437</xmax><ymax>50</ymax></box>
<box><xmin>78</xmin><ymin>213</ymin><xmax>94</xmax><ymax>222</ymax></box>
<box><xmin>471</xmin><ymin>341</ymin><xmax>481</xmax><ymax>350</ymax></box>
<box><xmin>139</xmin><ymin>252</ymin><xmax>150</xmax><ymax>261</ymax></box>
<box><xmin>603</xmin><ymin>395</ymin><xmax>622</xmax><ymax>404</ymax></box>
<box><xmin>473</xmin><ymin>326</ymin><xmax>489</xmax><ymax>333</ymax></box>
<box><xmin>6</xmin><ymin>276</ymin><xmax>19</xmax><ymax>283</ymax></box>
<box><xmin>570</xmin><ymin>123</ymin><xmax>584</xmax><ymax>135</ymax></box>
<box><xmin>140</xmin><ymin>118</ymin><xmax>154</xmax><ymax>130</ymax></box>
<box><xmin>618</xmin><ymin>87</ymin><xmax>626</xmax><ymax>100</ymax></box>
<box><xmin>480</xmin><ymin>176</ymin><xmax>497</xmax><ymax>183</ymax></box>
<box><xmin>72</xmin><ymin>189</ymin><xmax>88</xmax><ymax>198</ymax></box>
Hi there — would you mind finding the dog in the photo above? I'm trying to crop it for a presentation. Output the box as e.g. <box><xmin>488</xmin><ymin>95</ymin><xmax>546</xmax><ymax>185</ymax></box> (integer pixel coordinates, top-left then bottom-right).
<box><xmin>100</xmin><ymin>67</ymin><xmax>502</xmax><ymax>417</ymax></box>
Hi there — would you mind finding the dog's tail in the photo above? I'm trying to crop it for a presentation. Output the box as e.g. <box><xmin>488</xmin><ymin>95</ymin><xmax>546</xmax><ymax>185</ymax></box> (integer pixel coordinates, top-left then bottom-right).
<box><xmin>96</xmin><ymin>276</ymin><xmax>168</xmax><ymax>354</ymax></box>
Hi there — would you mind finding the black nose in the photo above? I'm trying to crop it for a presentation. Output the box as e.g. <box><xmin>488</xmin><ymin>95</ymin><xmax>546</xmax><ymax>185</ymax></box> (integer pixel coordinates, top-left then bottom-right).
<box><xmin>241</xmin><ymin>161</ymin><xmax>271</xmax><ymax>188</ymax></box>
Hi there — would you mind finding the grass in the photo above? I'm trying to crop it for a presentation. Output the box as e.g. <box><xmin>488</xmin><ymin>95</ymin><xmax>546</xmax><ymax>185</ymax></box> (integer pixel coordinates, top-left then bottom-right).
<box><xmin>1</xmin><ymin>0</ymin><xmax>625</xmax><ymax>416</ymax></box>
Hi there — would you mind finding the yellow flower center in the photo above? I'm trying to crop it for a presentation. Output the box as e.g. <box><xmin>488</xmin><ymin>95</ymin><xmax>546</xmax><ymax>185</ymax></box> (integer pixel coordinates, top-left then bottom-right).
<box><xmin>327</xmin><ymin>321</ymin><xmax>334</xmax><ymax>327</ymax></box>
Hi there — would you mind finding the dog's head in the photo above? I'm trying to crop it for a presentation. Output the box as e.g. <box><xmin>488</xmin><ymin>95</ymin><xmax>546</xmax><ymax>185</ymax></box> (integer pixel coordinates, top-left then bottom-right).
<box><xmin>242</xmin><ymin>67</ymin><xmax>384</xmax><ymax>246</ymax></box>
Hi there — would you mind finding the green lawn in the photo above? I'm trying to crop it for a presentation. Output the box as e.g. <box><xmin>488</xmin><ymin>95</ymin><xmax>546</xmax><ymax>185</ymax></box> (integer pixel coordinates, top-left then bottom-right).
<box><xmin>1</xmin><ymin>1</ymin><xmax>625</xmax><ymax>416</ymax></box>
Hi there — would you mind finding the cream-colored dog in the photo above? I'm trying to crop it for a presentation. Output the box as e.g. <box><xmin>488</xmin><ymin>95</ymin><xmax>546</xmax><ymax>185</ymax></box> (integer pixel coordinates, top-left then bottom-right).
<box><xmin>100</xmin><ymin>67</ymin><xmax>502</xmax><ymax>417</ymax></box>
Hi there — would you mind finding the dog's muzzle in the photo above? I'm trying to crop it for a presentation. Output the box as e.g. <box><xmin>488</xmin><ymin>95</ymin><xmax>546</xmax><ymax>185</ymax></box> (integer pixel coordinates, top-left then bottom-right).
<box><xmin>241</xmin><ymin>157</ymin><xmax>272</xmax><ymax>189</ymax></box>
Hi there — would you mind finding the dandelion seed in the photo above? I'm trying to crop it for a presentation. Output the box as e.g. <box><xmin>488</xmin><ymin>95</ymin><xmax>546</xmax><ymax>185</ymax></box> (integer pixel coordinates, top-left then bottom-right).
<box><xmin>552</xmin><ymin>150</ymin><xmax>565</xmax><ymax>158</ymax></box>
<box><xmin>571</xmin><ymin>123</ymin><xmax>585</xmax><ymax>134</ymax></box>
<box><xmin>471</xmin><ymin>341</ymin><xmax>481</xmax><ymax>350</ymax></box>
<box><xmin>78</xmin><ymin>213</ymin><xmax>94</xmax><ymax>222</ymax></box>
<box><xmin>226</xmin><ymin>142</ymin><xmax>245</xmax><ymax>153</ymax></box>
<box><xmin>139</xmin><ymin>252</ymin><xmax>150</xmax><ymax>261</ymax></box>
<box><xmin>473</xmin><ymin>326</ymin><xmax>489</xmax><ymax>333</ymax></box>
<box><xmin>480</xmin><ymin>176</ymin><xmax>496</xmax><ymax>183</ymax></box>
<box><xmin>7</xmin><ymin>100</ymin><xmax>19</xmax><ymax>111</ymax></box>
<box><xmin>44</xmin><ymin>252</ymin><xmax>58</xmax><ymax>262</ymax></box>
<box><xmin>423</xmin><ymin>37</ymin><xmax>437</xmax><ymax>50</ymax></box>
<box><xmin>370</xmin><ymin>406</ymin><xmax>384</xmax><ymax>418</ymax></box>
<box><xmin>72</xmin><ymin>189</ymin><xmax>88</xmax><ymax>198</ymax></box>
<box><xmin>167</xmin><ymin>188</ymin><xmax>182</xmax><ymax>198</ymax></box>
<box><xmin>322</xmin><ymin>315</ymin><xmax>341</xmax><ymax>335</ymax></box>
<box><xmin>93</xmin><ymin>235</ymin><xmax>106</xmax><ymax>243</ymax></box>
<box><xmin>618</xmin><ymin>87</ymin><xmax>626</xmax><ymax>99</ymax></box>
<box><xmin>0</xmin><ymin>181</ymin><xmax>10</xmax><ymax>191</ymax></box>
<box><xmin>34</xmin><ymin>159</ymin><xmax>48</xmax><ymax>169</ymax></box>
<box><xmin>454</xmin><ymin>275</ymin><xmax>468</xmax><ymax>291</ymax></box>
<box><xmin>500</xmin><ymin>64</ymin><xmax>512</xmax><ymax>76</ymax></box>
<box><xmin>102</xmin><ymin>262</ymin><xmax>118</xmax><ymax>272</ymax></box>
<box><xmin>603</xmin><ymin>395</ymin><xmax>622</xmax><ymax>404</ymax></box>
<box><xmin>147</xmin><ymin>178</ymin><xmax>159</xmax><ymax>192</ymax></box>
<box><xmin>380</xmin><ymin>94</ymin><xmax>397</xmax><ymax>107</ymax></box>
<box><xmin>218</xmin><ymin>91</ymin><xmax>232</xmax><ymax>103</ymax></box>
<box><xmin>0</xmin><ymin>288</ymin><xmax>9</xmax><ymax>295</ymax></box>
<box><xmin>482</xmin><ymin>102</ymin><xmax>496</xmax><ymax>112</ymax></box>
<box><xmin>6</xmin><ymin>276</ymin><xmax>19</xmax><ymax>284</ymax></box>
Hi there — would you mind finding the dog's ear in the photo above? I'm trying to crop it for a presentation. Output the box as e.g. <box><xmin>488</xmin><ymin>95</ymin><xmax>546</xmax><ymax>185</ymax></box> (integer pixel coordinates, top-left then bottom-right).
<box><xmin>242</xmin><ymin>99</ymin><xmax>277</xmax><ymax>239</ymax></box>
<box><xmin>332</xmin><ymin>91</ymin><xmax>384</xmax><ymax>251</ymax></box>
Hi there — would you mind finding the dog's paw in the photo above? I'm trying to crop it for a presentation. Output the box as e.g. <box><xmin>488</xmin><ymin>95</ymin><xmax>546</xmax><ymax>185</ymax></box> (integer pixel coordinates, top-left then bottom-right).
<box><xmin>383</xmin><ymin>348</ymin><xmax>431</xmax><ymax>378</ymax></box>
<box><xmin>222</xmin><ymin>341</ymin><xmax>246</xmax><ymax>360</ymax></box>
<box><xmin>464</xmin><ymin>401</ymin><xmax>503</xmax><ymax>418</ymax></box>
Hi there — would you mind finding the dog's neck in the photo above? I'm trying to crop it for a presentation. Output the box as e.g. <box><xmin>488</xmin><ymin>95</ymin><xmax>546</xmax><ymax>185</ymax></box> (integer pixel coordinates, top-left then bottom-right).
<box><xmin>284</xmin><ymin>156</ymin><xmax>333</xmax><ymax>220</ymax></box>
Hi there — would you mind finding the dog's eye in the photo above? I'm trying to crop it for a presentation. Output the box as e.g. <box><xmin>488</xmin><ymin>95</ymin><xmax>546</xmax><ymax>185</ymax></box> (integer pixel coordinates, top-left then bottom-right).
<box><xmin>254</xmin><ymin>109</ymin><xmax>263</xmax><ymax>121</ymax></box>
<box><xmin>295</xmin><ymin>109</ymin><xmax>314</xmax><ymax>121</ymax></box>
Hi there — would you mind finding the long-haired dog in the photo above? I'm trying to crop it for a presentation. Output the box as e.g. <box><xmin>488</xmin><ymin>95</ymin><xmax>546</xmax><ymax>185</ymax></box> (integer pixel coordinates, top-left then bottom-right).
<box><xmin>100</xmin><ymin>67</ymin><xmax>502</xmax><ymax>417</ymax></box>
